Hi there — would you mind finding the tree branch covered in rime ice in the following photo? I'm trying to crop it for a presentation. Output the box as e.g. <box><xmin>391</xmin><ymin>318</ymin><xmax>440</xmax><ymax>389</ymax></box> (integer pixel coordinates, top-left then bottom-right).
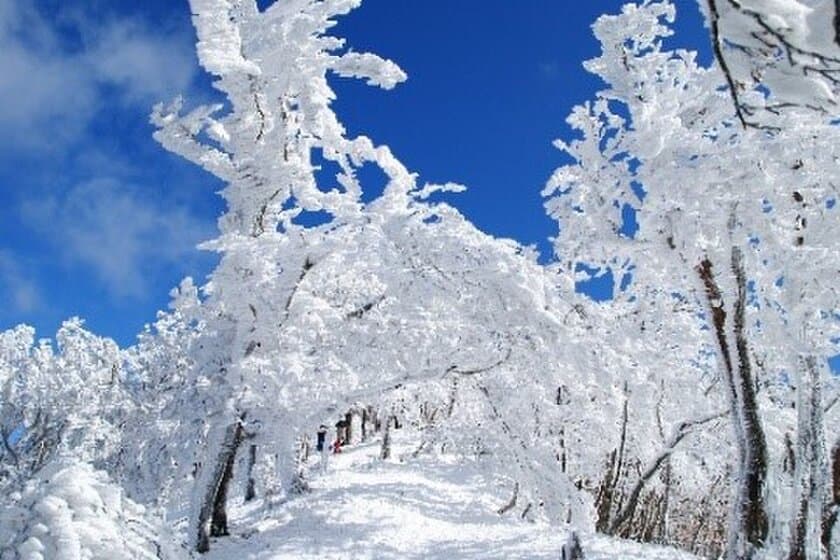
<box><xmin>151</xmin><ymin>0</ymin><xmax>411</xmax><ymax>238</ymax></box>
<box><xmin>701</xmin><ymin>0</ymin><xmax>840</xmax><ymax>126</ymax></box>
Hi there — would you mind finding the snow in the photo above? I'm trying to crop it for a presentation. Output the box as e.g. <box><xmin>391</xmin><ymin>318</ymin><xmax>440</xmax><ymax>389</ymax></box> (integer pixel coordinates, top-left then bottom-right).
<box><xmin>0</xmin><ymin>459</ymin><xmax>173</xmax><ymax>560</ymax></box>
<box><xmin>205</xmin><ymin>433</ymin><xmax>699</xmax><ymax>560</ymax></box>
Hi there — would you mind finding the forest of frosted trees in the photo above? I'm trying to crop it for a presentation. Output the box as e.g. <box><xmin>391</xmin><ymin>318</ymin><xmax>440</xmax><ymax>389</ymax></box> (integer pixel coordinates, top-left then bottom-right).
<box><xmin>1</xmin><ymin>1</ymin><xmax>840</xmax><ymax>559</ymax></box>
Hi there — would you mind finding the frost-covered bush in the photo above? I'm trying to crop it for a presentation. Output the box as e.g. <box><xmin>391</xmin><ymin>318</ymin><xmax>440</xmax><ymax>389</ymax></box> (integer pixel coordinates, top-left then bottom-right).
<box><xmin>0</xmin><ymin>459</ymin><xmax>183</xmax><ymax>560</ymax></box>
<box><xmin>0</xmin><ymin>320</ymin><xmax>133</xmax><ymax>494</ymax></box>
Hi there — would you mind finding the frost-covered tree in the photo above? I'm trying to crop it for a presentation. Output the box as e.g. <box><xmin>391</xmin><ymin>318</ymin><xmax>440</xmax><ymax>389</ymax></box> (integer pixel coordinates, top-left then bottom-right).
<box><xmin>150</xmin><ymin>0</ymin><xmax>603</xmax><ymax>552</ymax></box>
<box><xmin>700</xmin><ymin>0</ymin><xmax>840</xmax><ymax>127</ymax></box>
<box><xmin>0</xmin><ymin>320</ymin><xmax>132</xmax><ymax>496</ymax></box>
<box><xmin>573</xmin><ymin>296</ymin><xmax>732</xmax><ymax>554</ymax></box>
<box><xmin>117</xmin><ymin>279</ymin><xmax>210</xmax><ymax>519</ymax></box>
<box><xmin>150</xmin><ymin>0</ymin><xmax>416</xmax><ymax>550</ymax></box>
<box><xmin>545</xmin><ymin>2</ymin><xmax>840</xmax><ymax>558</ymax></box>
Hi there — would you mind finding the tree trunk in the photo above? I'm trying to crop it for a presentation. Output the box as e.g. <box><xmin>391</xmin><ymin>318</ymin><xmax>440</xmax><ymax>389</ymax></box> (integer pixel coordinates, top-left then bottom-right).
<box><xmin>561</xmin><ymin>531</ymin><xmax>585</xmax><ymax>560</ymax></box>
<box><xmin>597</xmin><ymin>389</ymin><xmax>629</xmax><ymax>535</ymax></box>
<box><xmin>345</xmin><ymin>411</ymin><xmax>353</xmax><ymax>445</ymax></box>
<box><xmin>559</xmin><ymin>425</ymin><xmax>567</xmax><ymax>474</ymax></box>
<box><xmin>289</xmin><ymin>436</ymin><xmax>310</xmax><ymax>494</ymax></box>
<box><xmin>788</xmin><ymin>355</ymin><xmax>827</xmax><ymax>560</ymax></box>
<box><xmin>210</xmin><ymin>418</ymin><xmax>243</xmax><ymax>537</ymax></box>
<box><xmin>193</xmin><ymin>415</ymin><xmax>245</xmax><ymax>553</ymax></box>
<box><xmin>361</xmin><ymin>408</ymin><xmax>369</xmax><ymax>441</ymax></box>
<box><xmin>822</xmin><ymin>438</ymin><xmax>840</xmax><ymax>559</ymax></box>
<box><xmin>244</xmin><ymin>443</ymin><xmax>257</xmax><ymax>502</ymax></box>
<box><xmin>596</xmin><ymin>450</ymin><xmax>617</xmax><ymax>534</ymax></box>
<box><xmin>660</xmin><ymin>457</ymin><xmax>672</xmax><ymax>543</ymax></box>
<box><xmin>497</xmin><ymin>482</ymin><xmax>519</xmax><ymax>515</ymax></box>
<box><xmin>696</xmin><ymin>247</ymin><xmax>769</xmax><ymax>558</ymax></box>
<box><xmin>380</xmin><ymin>415</ymin><xmax>395</xmax><ymax>460</ymax></box>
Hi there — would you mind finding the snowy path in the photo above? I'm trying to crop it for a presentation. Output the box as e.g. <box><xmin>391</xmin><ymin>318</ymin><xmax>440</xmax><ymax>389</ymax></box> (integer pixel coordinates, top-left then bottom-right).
<box><xmin>206</xmin><ymin>438</ymin><xmax>699</xmax><ymax>559</ymax></box>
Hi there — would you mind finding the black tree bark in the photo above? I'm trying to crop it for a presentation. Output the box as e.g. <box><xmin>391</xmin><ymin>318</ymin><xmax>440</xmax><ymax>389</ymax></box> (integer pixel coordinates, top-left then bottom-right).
<box><xmin>244</xmin><ymin>443</ymin><xmax>257</xmax><ymax>502</ymax></box>
<box><xmin>788</xmin><ymin>356</ymin><xmax>826</xmax><ymax>560</ymax></box>
<box><xmin>195</xmin><ymin>414</ymin><xmax>246</xmax><ymax>553</ymax></box>
<box><xmin>822</xmin><ymin>438</ymin><xmax>840</xmax><ymax>559</ymax></box>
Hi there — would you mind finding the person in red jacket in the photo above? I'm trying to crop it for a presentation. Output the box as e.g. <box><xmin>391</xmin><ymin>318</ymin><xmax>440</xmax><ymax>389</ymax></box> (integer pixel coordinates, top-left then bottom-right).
<box><xmin>332</xmin><ymin>438</ymin><xmax>343</xmax><ymax>454</ymax></box>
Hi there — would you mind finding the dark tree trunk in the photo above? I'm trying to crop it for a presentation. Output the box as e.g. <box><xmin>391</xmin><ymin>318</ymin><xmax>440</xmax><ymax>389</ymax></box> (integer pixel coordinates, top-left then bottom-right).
<box><xmin>194</xmin><ymin>415</ymin><xmax>246</xmax><ymax>553</ymax></box>
<box><xmin>380</xmin><ymin>415</ymin><xmax>395</xmax><ymax>460</ymax></box>
<box><xmin>823</xmin><ymin>439</ymin><xmax>840</xmax><ymax>559</ymax></box>
<box><xmin>497</xmin><ymin>482</ymin><xmax>519</xmax><ymax>515</ymax></box>
<box><xmin>561</xmin><ymin>531</ymin><xmax>585</xmax><ymax>560</ymax></box>
<box><xmin>785</xmin><ymin>433</ymin><xmax>797</xmax><ymax>475</ymax></box>
<box><xmin>788</xmin><ymin>356</ymin><xmax>826</xmax><ymax>560</ymax></box>
<box><xmin>660</xmin><ymin>457</ymin><xmax>672</xmax><ymax>543</ymax></box>
<box><xmin>244</xmin><ymin>443</ymin><xmax>257</xmax><ymax>502</ymax></box>
<box><xmin>789</xmin><ymin>498</ymin><xmax>810</xmax><ymax>560</ymax></box>
<box><xmin>361</xmin><ymin>408</ymin><xmax>369</xmax><ymax>441</ymax></box>
<box><xmin>559</xmin><ymin>426</ymin><xmax>567</xmax><ymax>474</ymax></box>
<box><xmin>596</xmin><ymin>389</ymin><xmax>629</xmax><ymax>535</ymax></box>
<box><xmin>596</xmin><ymin>450</ymin><xmax>617</xmax><ymax>534</ymax></box>
<box><xmin>211</xmin><ymin>419</ymin><xmax>244</xmax><ymax>537</ymax></box>
<box><xmin>345</xmin><ymin>411</ymin><xmax>353</xmax><ymax>444</ymax></box>
<box><xmin>834</xmin><ymin>0</ymin><xmax>840</xmax><ymax>48</ymax></box>
<box><xmin>696</xmin><ymin>248</ymin><xmax>769</xmax><ymax>558</ymax></box>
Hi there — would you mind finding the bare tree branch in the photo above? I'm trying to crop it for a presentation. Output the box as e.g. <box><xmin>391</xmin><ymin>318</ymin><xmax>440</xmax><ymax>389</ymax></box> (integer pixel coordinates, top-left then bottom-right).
<box><xmin>707</xmin><ymin>0</ymin><xmax>752</xmax><ymax>129</ymax></box>
<box><xmin>608</xmin><ymin>410</ymin><xmax>727</xmax><ymax>534</ymax></box>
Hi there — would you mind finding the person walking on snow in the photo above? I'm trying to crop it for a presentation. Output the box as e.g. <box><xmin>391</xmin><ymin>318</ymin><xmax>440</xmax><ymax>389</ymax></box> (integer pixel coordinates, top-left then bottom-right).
<box><xmin>316</xmin><ymin>425</ymin><xmax>327</xmax><ymax>452</ymax></box>
<box><xmin>317</xmin><ymin>425</ymin><xmax>329</xmax><ymax>473</ymax></box>
<box><xmin>332</xmin><ymin>437</ymin><xmax>343</xmax><ymax>454</ymax></box>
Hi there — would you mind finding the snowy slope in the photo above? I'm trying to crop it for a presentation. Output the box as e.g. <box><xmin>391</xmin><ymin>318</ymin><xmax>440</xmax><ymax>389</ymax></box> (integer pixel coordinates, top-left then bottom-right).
<box><xmin>205</xmin><ymin>433</ymin><xmax>700</xmax><ymax>560</ymax></box>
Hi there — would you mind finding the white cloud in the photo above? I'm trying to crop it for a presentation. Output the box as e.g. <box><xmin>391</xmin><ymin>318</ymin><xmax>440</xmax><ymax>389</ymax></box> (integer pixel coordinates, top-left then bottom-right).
<box><xmin>1</xmin><ymin>3</ymin><xmax>214</xmax><ymax>305</ymax></box>
<box><xmin>0</xmin><ymin>2</ymin><xmax>197</xmax><ymax>152</ymax></box>
<box><xmin>0</xmin><ymin>251</ymin><xmax>40</xmax><ymax>314</ymax></box>
<box><xmin>21</xmin><ymin>178</ymin><xmax>215</xmax><ymax>299</ymax></box>
<box><xmin>0</xmin><ymin>7</ymin><xmax>96</xmax><ymax>150</ymax></box>
<box><xmin>87</xmin><ymin>20</ymin><xmax>196</xmax><ymax>105</ymax></box>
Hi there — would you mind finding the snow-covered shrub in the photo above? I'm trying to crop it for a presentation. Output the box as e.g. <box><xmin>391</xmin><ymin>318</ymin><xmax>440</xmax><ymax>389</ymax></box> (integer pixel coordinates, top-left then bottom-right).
<box><xmin>0</xmin><ymin>320</ymin><xmax>133</xmax><ymax>495</ymax></box>
<box><xmin>0</xmin><ymin>459</ymin><xmax>183</xmax><ymax>560</ymax></box>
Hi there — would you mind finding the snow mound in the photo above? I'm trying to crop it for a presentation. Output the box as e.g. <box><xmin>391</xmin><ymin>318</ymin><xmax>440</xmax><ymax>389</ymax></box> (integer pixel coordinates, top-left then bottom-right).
<box><xmin>0</xmin><ymin>459</ymin><xmax>183</xmax><ymax>560</ymax></box>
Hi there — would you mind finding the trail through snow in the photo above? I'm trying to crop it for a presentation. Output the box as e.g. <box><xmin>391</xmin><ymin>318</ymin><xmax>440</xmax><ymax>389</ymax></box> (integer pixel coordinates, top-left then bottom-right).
<box><xmin>205</xmin><ymin>435</ymin><xmax>699</xmax><ymax>559</ymax></box>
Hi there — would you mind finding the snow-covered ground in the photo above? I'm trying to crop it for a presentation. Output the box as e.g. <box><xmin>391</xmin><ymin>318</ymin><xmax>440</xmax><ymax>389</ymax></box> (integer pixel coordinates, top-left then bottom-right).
<box><xmin>206</xmin><ymin>435</ymin><xmax>699</xmax><ymax>560</ymax></box>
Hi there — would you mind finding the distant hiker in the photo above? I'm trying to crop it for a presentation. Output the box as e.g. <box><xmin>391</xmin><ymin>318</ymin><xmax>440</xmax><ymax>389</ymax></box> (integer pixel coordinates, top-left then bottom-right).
<box><xmin>335</xmin><ymin>418</ymin><xmax>349</xmax><ymax>443</ymax></box>
<box><xmin>316</xmin><ymin>425</ymin><xmax>328</xmax><ymax>452</ymax></box>
<box><xmin>332</xmin><ymin>437</ymin><xmax>344</xmax><ymax>454</ymax></box>
<box><xmin>319</xmin><ymin>426</ymin><xmax>330</xmax><ymax>473</ymax></box>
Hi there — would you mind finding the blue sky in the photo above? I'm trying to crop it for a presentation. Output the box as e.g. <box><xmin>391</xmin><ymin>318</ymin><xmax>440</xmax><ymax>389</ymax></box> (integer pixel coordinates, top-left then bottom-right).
<box><xmin>0</xmin><ymin>1</ymin><xmax>712</xmax><ymax>346</ymax></box>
